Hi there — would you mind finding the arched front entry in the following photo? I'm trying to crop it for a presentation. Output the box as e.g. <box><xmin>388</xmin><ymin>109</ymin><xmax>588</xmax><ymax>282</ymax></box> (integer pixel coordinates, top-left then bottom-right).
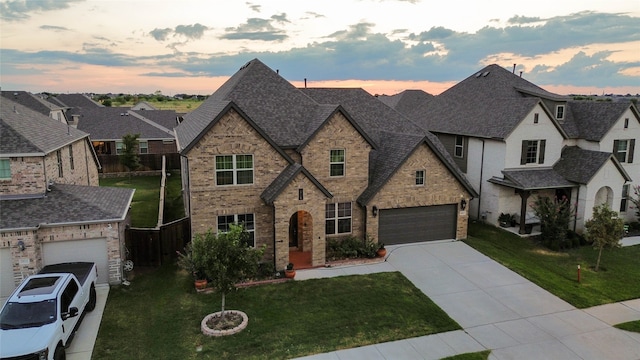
<box><xmin>288</xmin><ymin>210</ymin><xmax>313</xmax><ymax>269</ymax></box>
<box><xmin>594</xmin><ymin>186</ymin><xmax>613</xmax><ymax>208</ymax></box>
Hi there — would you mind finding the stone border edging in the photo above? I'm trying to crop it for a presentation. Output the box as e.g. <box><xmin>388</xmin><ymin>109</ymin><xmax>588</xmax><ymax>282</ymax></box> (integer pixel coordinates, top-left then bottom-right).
<box><xmin>201</xmin><ymin>310</ymin><xmax>248</xmax><ymax>336</ymax></box>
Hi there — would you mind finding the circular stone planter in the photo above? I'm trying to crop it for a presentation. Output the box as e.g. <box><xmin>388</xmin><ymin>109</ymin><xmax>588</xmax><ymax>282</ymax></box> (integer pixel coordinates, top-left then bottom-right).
<box><xmin>201</xmin><ymin>310</ymin><xmax>248</xmax><ymax>337</ymax></box>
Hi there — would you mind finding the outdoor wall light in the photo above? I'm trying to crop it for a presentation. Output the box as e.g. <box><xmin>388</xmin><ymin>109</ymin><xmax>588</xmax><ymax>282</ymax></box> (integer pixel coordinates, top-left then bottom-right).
<box><xmin>460</xmin><ymin>199</ymin><xmax>467</xmax><ymax>211</ymax></box>
<box><xmin>372</xmin><ymin>206</ymin><xmax>378</xmax><ymax>217</ymax></box>
<box><xmin>17</xmin><ymin>240</ymin><xmax>25</xmax><ymax>251</ymax></box>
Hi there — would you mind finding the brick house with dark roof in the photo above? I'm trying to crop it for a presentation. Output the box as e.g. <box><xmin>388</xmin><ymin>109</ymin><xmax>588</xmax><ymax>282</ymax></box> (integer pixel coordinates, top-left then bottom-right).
<box><xmin>175</xmin><ymin>59</ymin><xmax>477</xmax><ymax>270</ymax></box>
<box><xmin>0</xmin><ymin>97</ymin><xmax>133</xmax><ymax>298</ymax></box>
<box><xmin>391</xmin><ymin>64</ymin><xmax>638</xmax><ymax>234</ymax></box>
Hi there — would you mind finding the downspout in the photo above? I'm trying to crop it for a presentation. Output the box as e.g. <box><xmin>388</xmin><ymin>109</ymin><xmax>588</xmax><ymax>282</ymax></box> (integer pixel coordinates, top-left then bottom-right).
<box><xmin>476</xmin><ymin>139</ymin><xmax>486</xmax><ymax>220</ymax></box>
<box><xmin>573</xmin><ymin>186</ymin><xmax>579</xmax><ymax>232</ymax></box>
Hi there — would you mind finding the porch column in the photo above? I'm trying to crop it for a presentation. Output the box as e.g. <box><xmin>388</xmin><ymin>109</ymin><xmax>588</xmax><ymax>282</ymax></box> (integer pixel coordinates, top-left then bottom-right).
<box><xmin>517</xmin><ymin>190</ymin><xmax>530</xmax><ymax>234</ymax></box>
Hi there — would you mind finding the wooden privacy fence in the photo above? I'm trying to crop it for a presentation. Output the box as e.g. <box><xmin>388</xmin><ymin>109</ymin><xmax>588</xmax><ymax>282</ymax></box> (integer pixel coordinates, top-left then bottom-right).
<box><xmin>125</xmin><ymin>217</ymin><xmax>190</xmax><ymax>267</ymax></box>
<box><xmin>98</xmin><ymin>153</ymin><xmax>180</xmax><ymax>173</ymax></box>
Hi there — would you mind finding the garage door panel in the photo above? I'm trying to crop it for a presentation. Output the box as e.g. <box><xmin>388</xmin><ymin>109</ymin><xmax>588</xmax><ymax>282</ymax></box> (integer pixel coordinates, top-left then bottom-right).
<box><xmin>43</xmin><ymin>239</ymin><xmax>109</xmax><ymax>284</ymax></box>
<box><xmin>379</xmin><ymin>205</ymin><xmax>456</xmax><ymax>245</ymax></box>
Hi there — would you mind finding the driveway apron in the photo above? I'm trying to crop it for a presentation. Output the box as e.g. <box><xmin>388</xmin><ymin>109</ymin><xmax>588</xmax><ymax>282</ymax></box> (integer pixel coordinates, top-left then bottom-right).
<box><xmin>295</xmin><ymin>240</ymin><xmax>640</xmax><ymax>360</ymax></box>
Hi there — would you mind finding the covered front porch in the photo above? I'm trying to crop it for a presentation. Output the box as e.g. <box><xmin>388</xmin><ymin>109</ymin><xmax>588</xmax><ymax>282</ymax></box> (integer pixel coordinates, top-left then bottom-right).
<box><xmin>489</xmin><ymin>168</ymin><xmax>577</xmax><ymax>236</ymax></box>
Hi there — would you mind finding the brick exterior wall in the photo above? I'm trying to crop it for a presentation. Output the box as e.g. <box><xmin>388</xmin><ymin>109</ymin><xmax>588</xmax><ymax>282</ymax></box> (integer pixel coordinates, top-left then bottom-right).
<box><xmin>366</xmin><ymin>143</ymin><xmax>471</xmax><ymax>241</ymax></box>
<box><xmin>1</xmin><ymin>219</ymin><xmax>128</xmax><ymax>288</ymax></box>
<box><xmin>185</xmin><ymin>109</ymin><xmax>290</xmax><ymax>263</ymax></box>
<box><xmin>0</xmin><ymin>139</ymin><xmax>98</xmax><ymax>196</ymax></box>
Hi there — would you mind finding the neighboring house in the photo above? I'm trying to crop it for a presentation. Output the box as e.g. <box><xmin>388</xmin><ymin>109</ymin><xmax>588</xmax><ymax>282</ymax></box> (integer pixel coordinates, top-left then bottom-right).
<box><xmin>377</xmin><ymin>90</ymin><xmax>434</xmax><ymax>116</ymax></box>
<box><xmin>393</xmin><ymin>64</ymin><xmax>638</xmax><ymax>234</ymax></box>
<box><xmin>0</xmin><ymin>97</ymin><xmax>134</xmax><ymax>298</ymax></box>
<box><xmin>1</xmin><ymin>91</ymin><xmax>68</xmax><ymax>124</ymax></box>
<box><xmin>131</xmin><ymin>101</ymin><xmax>158</xmax><ymax>111</ymax></box>
<box><xmin>174</xmin><ymin>59</ymin><xmax>477</xmax><ymax>270</ymax></box>
<box><xmin>73</xmin><ymin>107</ymin><xmax>180</xmax><ymax>172</ymax></box>
<box><xmin>48</xmin><ymin>93</ymin><xmax>104</xmax><ymax>127</ymax></box>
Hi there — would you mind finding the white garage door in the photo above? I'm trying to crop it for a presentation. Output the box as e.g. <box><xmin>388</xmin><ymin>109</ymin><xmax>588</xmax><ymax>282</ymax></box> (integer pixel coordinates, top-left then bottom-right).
<box><xmin>43</xmin><ymin>238</ymin><xmax>109</xmax><ymax>284</ymax></box>
<box><xmin>1</xmin><ymin>248</ymin><xmax>16</xmax><ymax>299</ymax></box>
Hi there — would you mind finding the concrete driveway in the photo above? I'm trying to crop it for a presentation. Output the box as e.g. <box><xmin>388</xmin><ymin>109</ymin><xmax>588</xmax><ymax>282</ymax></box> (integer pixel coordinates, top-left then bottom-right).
<box><xmin>295</xmin><ymin>240</ymin><xmax>640</xmax><ymax>360</ymax></box>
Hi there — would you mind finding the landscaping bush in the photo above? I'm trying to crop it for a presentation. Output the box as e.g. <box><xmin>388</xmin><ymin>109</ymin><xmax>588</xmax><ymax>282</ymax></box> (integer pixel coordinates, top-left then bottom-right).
<box><xmin>326</xmin><ymin>236</ymin><xmax>379</xmax><ymax>260</ymax></box>
<box><xmin>532</xmin><ymin>196</ymin><xmax>576</xmax><ymax>250</ymax></box>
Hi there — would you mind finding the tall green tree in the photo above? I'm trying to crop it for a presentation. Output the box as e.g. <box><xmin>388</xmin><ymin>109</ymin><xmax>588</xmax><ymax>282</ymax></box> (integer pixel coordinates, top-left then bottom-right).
<box><xmin>120</xmin><ymin>133</ymin><xmax>141</xmax><ymax>176</ymax></box>
<box><xmin>585</xmin><ymin>204</ymin><xmax>623</xmax><ymax>271</ymax></box>
<box><xmin>191</xmin><ymin>225</ymin><xmax>265</xmax><ymax>319</ymax></box>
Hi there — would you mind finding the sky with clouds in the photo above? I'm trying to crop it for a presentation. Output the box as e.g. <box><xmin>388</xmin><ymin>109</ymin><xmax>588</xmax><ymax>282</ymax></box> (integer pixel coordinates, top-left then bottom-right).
<box><xmin>1</xmin><ymin>0</ymin><xmax>639</xmax><ymax>96</ymax></box>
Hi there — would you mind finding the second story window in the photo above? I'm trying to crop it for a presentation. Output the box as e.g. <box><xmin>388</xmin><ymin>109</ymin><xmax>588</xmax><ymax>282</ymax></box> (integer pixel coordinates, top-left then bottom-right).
<box><xmin>454</xmin><ymin>135</ymin><xmax>464</xmax><ymax>158</ymax></box>
<box><xmin>216</xmin><ymin>154</ymin><xmax>254</xmax><ymax>185</ymax></box>
<box><xmin>0</xmin><ymin>159</ymin><xmax>11</xmax><ymax>180</ymax></box>
<box><xmin>330</xmin><ymin>149</ymin><xmax>345</xmax><ymax>177</ymax></box>
<box><xmin>556</xmin><ymin>105</ymin><xmax>565</xmax><ymax>120</ymax></box>
<box><xmin>520</xmin><ymin>140</ymin><xmax>546</xmax><ymax>165</ymax></box>
<box><xmin>614</xmin><ymin>139</ymin><xmax>635</xmax><ymax>163</ymax></box>
<box><xmin>416</xmin><ymin>170</ymin><xmax>425</xmax><ymax>185</ymax></box>
<box><xmin>139</xmin><ymin>140</ymin><xmax>148</xmax><ymax>154</ymax></box>
<box><xmin>56</xmin><ymin>150</ymin><xmax>63</xmax><ymax>177</ymax></box>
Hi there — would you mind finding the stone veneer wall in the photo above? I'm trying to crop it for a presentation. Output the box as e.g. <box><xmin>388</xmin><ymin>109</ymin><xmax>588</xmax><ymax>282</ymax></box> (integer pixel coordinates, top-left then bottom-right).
<box><xmin>367</xmin><ymin>143</ymin><xmax>471</xmax><ymax>241</ymax></box>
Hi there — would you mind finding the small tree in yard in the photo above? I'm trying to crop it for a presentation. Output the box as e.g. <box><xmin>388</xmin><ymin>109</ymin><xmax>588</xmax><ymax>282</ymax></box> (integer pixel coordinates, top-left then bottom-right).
<box><xmin>191</xmin><ymin>224</ymin><xmax>265</xmax><ymax>320</ymax></box>
<box><xmin>532</xmin><ymin>196</ymin><xmax>575</xmax><ymax>250</ymax></box>
<box><xmin>630</xmin><ymin>185</ymin><xmax>640</xmax><ymax>222</ymax></box>
<box><xmin>585</xmin><ymin>204</ymin><xmax>624</xmax><ymax>272</ymax></box>
<box><xmin>120</xmin><ymin>133</ymin><xmax>141</xmax><ymax>177</ymax></box>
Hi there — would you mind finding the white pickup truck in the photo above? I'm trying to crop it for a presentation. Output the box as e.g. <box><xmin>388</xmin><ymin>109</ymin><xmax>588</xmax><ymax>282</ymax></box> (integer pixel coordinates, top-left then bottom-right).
<box><xmin>0</xmin><ymin>262</ymin><xmax>98</xmax><ymax>360</ymax></box>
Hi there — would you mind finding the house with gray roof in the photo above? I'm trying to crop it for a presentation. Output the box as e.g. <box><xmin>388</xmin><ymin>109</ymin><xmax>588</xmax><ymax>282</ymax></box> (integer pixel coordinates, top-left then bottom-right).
<box><xmin>1</xmin><ymin>91</ymin><xmax>68</xmax><ymax>125</ymax></box>
<box><xmin>394</xmin><ymin>64</ymin><xmax>638</xmax><ymax>233</ymax></box>
<box><xmin>0</xmin><ymin>96</ymin><xmax>133</xmax><ymax>298</ymax></box>
<box><xmin>174</xmin><ymin>59</ymin><xmax>477</xmax><ymax>271</ymax></box>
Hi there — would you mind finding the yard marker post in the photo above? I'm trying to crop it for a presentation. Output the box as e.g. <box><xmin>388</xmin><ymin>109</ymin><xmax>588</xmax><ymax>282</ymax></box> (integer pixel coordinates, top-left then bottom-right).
<box><xmin>577</xmin><ymin>264</ymin><xmax>581</xmax><ymax>283</ymax></box>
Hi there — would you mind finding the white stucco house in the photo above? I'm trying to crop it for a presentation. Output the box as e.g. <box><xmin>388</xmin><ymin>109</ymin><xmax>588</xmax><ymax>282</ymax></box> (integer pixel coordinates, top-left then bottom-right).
<box><xmin>384</xmin><ymin>64</ymin><xmax>638</xmax><ymax>234</ymax></box>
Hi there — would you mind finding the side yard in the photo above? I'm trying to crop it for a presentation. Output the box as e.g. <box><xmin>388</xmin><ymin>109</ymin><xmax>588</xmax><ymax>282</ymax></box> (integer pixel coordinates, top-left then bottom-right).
<box><xmin>465</xmin><ymin>222</ymin><xmax>640</xmax><ymax>309</ymax></box>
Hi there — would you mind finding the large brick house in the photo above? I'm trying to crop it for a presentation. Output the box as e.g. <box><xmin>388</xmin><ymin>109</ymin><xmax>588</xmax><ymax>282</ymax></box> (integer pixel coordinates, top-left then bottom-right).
<box><xmin>175</xmin><ymin>59</ymin><xmax>477</xmax><ymax>270</ymax></box>
<box><xmin>387</xmin><ymin>64</ymin><xmax>638</xmax><ymax>234</ymax></box>
<box><xmin>0</xmin><ymin>97</ymin><xmax>134</xmax><ymax>298</ymax></box>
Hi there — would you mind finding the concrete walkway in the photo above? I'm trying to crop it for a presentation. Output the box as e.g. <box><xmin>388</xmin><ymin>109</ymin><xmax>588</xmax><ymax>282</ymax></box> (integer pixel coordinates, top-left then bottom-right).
<box><xmin>294</xmin><ymin>240</ymin><xmax>640</xmax><ymax>360</ymax></box>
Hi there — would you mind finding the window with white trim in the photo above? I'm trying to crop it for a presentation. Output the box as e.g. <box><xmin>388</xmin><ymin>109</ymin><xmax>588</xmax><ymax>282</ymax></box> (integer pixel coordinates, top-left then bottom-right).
<box><xmin>217</xmin><ymin>213</ymin><xmax>255</xmax><ymax>247</ymax></box>
<box><xmin>139</xmin><ymin>140</ymin><xmax>148</xmax><ymax>154</ymax></box>
<box><xmin>556</xmin><ymin>105</ymin><xmax>565</xmax><ymax>120</ymax></box>
<box><xmin>0</xmin><ymin>159</ymin><xmax>10</xmax><ymax>179</ymax></box>
<box><xmin>216</xmin><ymin>154</ymin><xmax>254</xmax><ymax>185</ymax></box>
<box><xmin>115</xmin><ymin>141</ymin><xmax>124</xmax><ymax>155</ymax></box>
<box><xmin>454</xmin><ymin>135</ymin><xmax>464</xmax><ymax>158</ymax></box>
<box><xmin>415</xmin><ymin>170</ymin><xmax>425</xmax><ymax>186</ymax></box>
<box><xmin>330</xmin><ymin>149</ymin><xmax>345</xmax><ymax>177</ymax></box>
<box><xmin>520</xmin><ymin>140</ymin><xmax>546</xmax><ymax>165</ymax></box>
<box><xmin>620</xmin><ymin>184</ymin><xmax>630</xmax><ymax>212</ymax></box>
<box><xmin>326</xmin><ymin>202</ymin><xmax>352</xmax><ymax>235</ymax></box>
<box><xmin>614</xmin><ymin>139</ymin><xmax>635</xmax><ymax>163</ymax></box>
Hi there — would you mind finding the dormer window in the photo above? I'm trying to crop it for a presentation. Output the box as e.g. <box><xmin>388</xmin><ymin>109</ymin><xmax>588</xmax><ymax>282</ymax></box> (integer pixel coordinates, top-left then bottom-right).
<box><xmin>555</xmin><ymin>105</ymin><xmax>565</xmax><ymax>120</ymax></box>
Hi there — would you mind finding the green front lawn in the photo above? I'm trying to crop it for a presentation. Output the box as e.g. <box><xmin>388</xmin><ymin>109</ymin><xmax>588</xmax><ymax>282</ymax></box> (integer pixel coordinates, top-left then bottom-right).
<box><xmin>465</xmin><ymin>222</ymin><xmax>640</xmax><ymax>308</ymax></box>
<box><xmin>443</xmin><ymin>351</ymin><xmax>491</xmax><ymax>360</ymax></box>
<box><xmin>93</xmin><ymin>267</ymin><xmax>460</xmax><ymax>359</ymax></box>
<box><xmin>615</xmin><ymin>320</ymin><xmax>640</xmax><ymax>333</ymax></box>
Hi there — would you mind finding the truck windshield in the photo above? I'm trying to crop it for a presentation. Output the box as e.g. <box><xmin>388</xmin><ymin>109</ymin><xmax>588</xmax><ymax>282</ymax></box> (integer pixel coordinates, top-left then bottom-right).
<box><xmin>0</xmin><ymin>299</ymin><xmax>57</xmax><ymax>329</ymax></box>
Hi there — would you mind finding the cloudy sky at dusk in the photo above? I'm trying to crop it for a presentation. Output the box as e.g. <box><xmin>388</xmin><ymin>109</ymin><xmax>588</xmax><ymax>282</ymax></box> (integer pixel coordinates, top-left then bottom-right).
<box><xmin>1</xmin><ymin>0</ymin><xmax>639</xmax><ymax>96</ymax></box>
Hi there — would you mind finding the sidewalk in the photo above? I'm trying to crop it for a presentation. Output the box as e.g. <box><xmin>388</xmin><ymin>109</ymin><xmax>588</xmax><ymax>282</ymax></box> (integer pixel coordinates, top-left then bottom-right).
<box><xmin>294</xmin><ymin>240</ymin><xmax>640</xmax><ymax>360</ymax></box>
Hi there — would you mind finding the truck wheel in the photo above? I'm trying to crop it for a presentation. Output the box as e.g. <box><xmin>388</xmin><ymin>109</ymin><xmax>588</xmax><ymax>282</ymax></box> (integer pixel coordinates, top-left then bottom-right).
<box><xmin>54</xmin><ymin>345</ymin><xmax>66</xmax><ymax>360</ymax></box>
<box><xmin>86</xmin><ymin>284</ymin><xmax>97</xmax><ymax>312</ymax></box>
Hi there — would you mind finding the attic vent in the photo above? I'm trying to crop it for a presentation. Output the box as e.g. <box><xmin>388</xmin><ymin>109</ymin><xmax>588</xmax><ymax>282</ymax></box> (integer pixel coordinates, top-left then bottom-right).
<box><xmin>482</xmin><ymin>71</ymin><xmax>490</xmax><ymax>77</ymax></box>
<box><xmin>239</xmin><ymin>61</ymin><xmax>251</xmax><ymax>70</ymax></box>
<box><xmin>120</xmin><ymin>113</ymin><xmax>125</xmax><ymax>116</ymax></box>
<box><xmin>475</xmin><ymin>72</ymin><xmax>482</xmax><ymax>78</ymax></box>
